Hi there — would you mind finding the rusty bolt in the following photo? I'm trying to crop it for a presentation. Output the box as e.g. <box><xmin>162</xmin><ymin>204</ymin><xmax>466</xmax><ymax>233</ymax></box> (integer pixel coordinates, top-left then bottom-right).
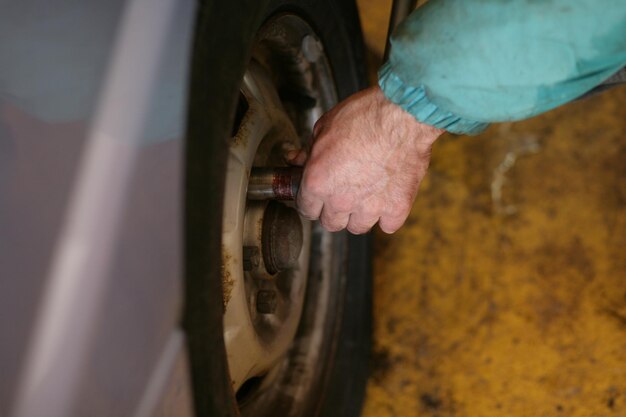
<box><xmin>243</xmin><ymin>246</ymin><xmax>260</xmax><ymax>271</ymax></box>
<box><xmin>247</xmin><ymin>167</ymin><xmax>302</xmax><ymax>201</ymax></box>
<box><xmin>256</xmin><ymin>290</ymin><xmax>278</xmax><ymax>314</ymax></box>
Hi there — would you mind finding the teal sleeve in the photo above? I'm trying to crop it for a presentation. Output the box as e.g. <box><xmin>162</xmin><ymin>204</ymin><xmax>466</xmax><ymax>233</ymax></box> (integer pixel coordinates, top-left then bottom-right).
<box><xmin>378</xmin><ymin>0</ymin><xmax>626</xmax><ymax>135</ymax></box>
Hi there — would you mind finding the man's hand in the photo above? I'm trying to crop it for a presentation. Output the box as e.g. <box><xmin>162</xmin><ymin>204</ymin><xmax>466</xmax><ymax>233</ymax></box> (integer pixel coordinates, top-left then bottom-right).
<box><xmin>291</xmin><ymin>85</ymin><xmax>444</xmax><ymax>234</ymax></box>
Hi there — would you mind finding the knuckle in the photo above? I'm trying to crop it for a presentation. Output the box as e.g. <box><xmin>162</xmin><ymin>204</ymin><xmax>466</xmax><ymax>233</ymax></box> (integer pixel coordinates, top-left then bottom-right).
<box><xmin>320</xmin><ymin>213</ymin><xmax>347</xmax><ymax>232</ymax></box>
<box><xmin>300</xmin><ymin>211</ymin><xmax>319</xmax><ymax>221</ymax></box>
<box><xmin>390</xmin><ymin>200</ymin><xmax>413</xmax><ymax>218</ymax></box>
<box><xmin>347</xmin><ymin>213</ymin><xmax>377</xmax><ymax>235</ymax></box>
<box><xmin>361</xmin><ymin>201</ymin><xmax>384</xmax><ymax>218</ymax></box>
<box><xmin>298</xmin><ymin>209</ymin><xmax>319</xmax><ymax>221</ymax></box>
<box><xmin>295</xmin><ymin>193</ymin><xmax>322</xmax><ymax>221</ymax></box>
<box><xmin>303</xmin><ymin>170</ymin><xmax>328</xmax><ymax>196</ymax></box>
<box><xmin>329</xmin><ymin>196</ymin><xmax>354</xmax><ymax>213</ymax></box>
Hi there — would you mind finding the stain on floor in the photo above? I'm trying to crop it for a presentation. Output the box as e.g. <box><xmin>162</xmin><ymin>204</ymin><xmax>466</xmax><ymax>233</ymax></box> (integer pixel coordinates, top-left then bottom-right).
<box><xmin>357</xmin><ymin>1</ymin><xmax>626</xmax><ymax>416</ymax></box>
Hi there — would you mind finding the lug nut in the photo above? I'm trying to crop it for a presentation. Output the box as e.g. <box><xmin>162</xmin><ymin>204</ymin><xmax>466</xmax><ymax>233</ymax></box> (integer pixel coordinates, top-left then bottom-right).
<box><xmin>256</xmin><ymin>290</ymin><xmax>278</xmax><ymax>314</ymax></box>
<box><xmin>242</xmin><ymin>246</ymin><xmax>260</xmax><ymax>271</ymax></box>
<box><xmin>302</xmin><ymin>34</ymin><xmax>323</xmax><ymax>62</ymax></box>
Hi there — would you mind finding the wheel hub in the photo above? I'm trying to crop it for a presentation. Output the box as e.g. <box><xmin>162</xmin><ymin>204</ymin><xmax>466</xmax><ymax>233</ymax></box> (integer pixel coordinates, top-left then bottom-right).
<box><xmin>242</xmin><ymin>201</ymin><xmax>303</xmax><ymax>277</ymax></box>
<box><xmin>262</xmin><ymin>202</ymin><xmax>303</xmax><ymax>274</ymax></box>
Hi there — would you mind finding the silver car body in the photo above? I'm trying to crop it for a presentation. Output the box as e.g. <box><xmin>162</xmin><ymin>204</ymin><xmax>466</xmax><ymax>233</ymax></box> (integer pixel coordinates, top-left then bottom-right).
<box><xmin>0</xmin><ymin>0</ymin><xmax>196</xmax><ymax>415</ymax></box>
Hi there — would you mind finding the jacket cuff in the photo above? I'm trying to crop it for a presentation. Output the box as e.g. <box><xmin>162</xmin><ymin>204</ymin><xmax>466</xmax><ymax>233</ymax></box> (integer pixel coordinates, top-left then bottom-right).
<box><xmin>378</xmin><ymin>61</ymin><xmax>489</xmax><ymax>135</ymax></box>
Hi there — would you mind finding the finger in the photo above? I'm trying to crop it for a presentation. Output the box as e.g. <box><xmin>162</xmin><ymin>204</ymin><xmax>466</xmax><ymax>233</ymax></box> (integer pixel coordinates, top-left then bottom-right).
<box><xmin>312</xmin><ymin>117</ymin><xmax>325</xmax><ymax>137</ymax></box>
<box><xmin>346</xmin><ymin>212</ymin><xmax>379</xmax><ymax>235</ymax></box>
<box><xmin>378</xmin><ymin>214</ymin><xmax>408</xmax><ymax>234</ymax></box>
<box><xmin>296</xmin><ymin>189</ymin><xmax>323</xmax><ymax>220</ymax></box>
<box><xmin>378</xmin><ymin>205</ymin><xmax>412</xmax><ymax>234</ymax></box>
<box><xmin>285</xmin><ymin>149</ymin><xmax>308</xmax><ymax>166</ymax></box>
<box><xmin>319</xmin><ymin>207</ymin><xmax>350</xmax><ymax>232</ymax></box>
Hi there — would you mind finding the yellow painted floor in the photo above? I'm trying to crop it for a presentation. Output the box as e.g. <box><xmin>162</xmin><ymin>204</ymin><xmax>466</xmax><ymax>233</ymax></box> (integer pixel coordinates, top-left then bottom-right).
<box><xmin>357</xmin><ymin>2</ymin><xmax>626</xmax><ymax>416</ymax></box>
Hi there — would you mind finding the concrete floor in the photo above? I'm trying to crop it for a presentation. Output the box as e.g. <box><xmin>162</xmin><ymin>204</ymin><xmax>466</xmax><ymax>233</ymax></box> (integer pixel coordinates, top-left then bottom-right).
<box><xmin>357</xmin><ymin>2</ymin><xmax>626</xmax><ymax>416</ymax></box>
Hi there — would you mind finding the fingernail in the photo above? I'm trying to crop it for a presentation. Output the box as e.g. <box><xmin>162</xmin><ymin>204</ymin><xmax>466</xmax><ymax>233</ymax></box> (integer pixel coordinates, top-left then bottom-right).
<box><xmin>286</xmin><ymin>150</ymin><xmax>300</xmax><ymax>161</ymax></box>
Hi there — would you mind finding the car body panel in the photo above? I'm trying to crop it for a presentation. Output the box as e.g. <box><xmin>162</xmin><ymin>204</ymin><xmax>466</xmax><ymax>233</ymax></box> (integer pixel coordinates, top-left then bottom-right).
<box><xmin>0</xmin><ymin>0</ymin><xmax>195</xmax><ymax>415</ymax></box>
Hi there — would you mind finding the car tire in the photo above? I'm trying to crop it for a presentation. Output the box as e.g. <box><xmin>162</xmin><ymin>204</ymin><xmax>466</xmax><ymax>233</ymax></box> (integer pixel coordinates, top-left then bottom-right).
<box><xmin>183</xmin><ymin>1</ymin><xmax>371</xmax><ymax>416</ymax></box>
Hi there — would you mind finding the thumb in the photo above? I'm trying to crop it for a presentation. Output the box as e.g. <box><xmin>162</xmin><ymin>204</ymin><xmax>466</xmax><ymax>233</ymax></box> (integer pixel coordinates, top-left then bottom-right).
<box><xmin>285</xmin><ymin>149</ymin><xmax>308</xmax><ymax>166</ymax></box>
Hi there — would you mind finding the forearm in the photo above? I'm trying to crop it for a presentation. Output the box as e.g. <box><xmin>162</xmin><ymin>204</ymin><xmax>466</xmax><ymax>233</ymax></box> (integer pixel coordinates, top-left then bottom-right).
<box><xmin>379</xmin><ymin>0</ymin><xmax>626</xmax><ymax>135</ymax></box>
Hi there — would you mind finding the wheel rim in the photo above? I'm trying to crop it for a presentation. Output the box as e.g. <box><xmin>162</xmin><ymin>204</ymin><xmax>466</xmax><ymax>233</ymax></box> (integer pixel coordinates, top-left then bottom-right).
<box><xmin>220</xmin><ymin>14</ymin><xmax>342</xmax><ymax>412</ymax></box>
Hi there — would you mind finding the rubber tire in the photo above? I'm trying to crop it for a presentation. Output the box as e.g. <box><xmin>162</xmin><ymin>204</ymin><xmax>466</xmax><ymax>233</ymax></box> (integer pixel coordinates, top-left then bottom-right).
<box><xmin>183</xmin><ymin>1</ymin><xmax>371</xmax><ymax>416</ymax></box>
